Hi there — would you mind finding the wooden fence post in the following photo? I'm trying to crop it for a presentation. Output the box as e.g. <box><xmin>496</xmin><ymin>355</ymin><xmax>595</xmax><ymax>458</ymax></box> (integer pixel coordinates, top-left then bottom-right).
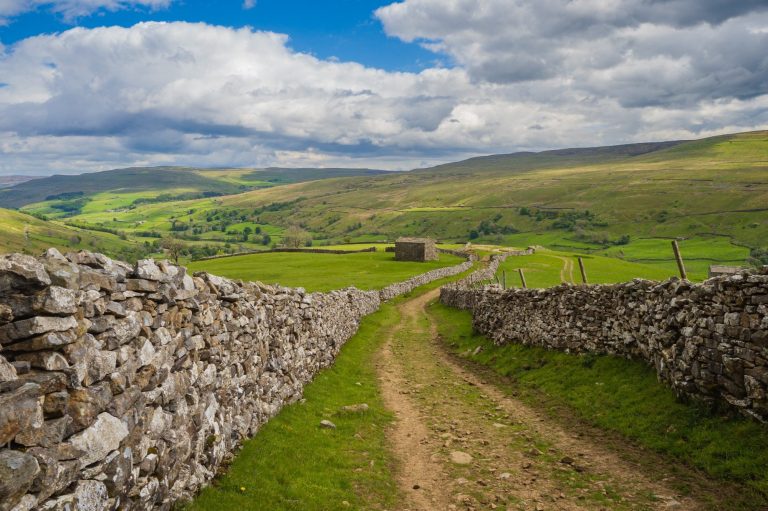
<box><xmin>671</xmin><ymin>240</ymin><xmax>687</xmax><ymax>280</ymax></box>
<box><xmin>518</xmin><ymin>268</ymin><xmax>528</xmax><ymax>289</ymax></box>
<box><xmin>577</xmin><ymin>257</ymin><xmax>588</xmax><ymax>284</ymax></box>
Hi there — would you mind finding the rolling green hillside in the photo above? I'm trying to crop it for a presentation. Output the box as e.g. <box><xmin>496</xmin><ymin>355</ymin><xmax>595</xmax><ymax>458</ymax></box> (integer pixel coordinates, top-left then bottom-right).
<box><xmin>0</xmin><ymin>207</ymin><xmax>137</xmax><ymax>257</ymax></box>
<box><xmin>0</xmin><ymin>166</ymin><xmax>389</xmax><ymax>211</ymax></box>
<box><xmin>2</xmin><ymin>130</ymin><xmax>766</xmax><ymax>274</ymax></box>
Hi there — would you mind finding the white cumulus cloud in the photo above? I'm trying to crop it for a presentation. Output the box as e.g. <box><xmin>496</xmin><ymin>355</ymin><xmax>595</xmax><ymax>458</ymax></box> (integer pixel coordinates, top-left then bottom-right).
<box><xmin>0</xmin><ymin>7</ymin><xmax>766</xmax><ymax>175</ymax></box>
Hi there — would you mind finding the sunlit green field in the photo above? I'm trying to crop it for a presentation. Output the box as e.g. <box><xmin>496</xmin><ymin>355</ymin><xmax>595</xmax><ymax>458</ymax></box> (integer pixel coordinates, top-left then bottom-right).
<box><xmin>495</xmin><ymin>236</ymin><xmax>748</xmax><ymax>286</ymax></box>
<box><xmin>496</xmin><ymin>249</ymin><xmax>677</xmax><ymax>288</ymax></box>
<box><xmin>187</xmin><ymin>250</ymin><xmax>464</xmax><ymax>292</ymax></box>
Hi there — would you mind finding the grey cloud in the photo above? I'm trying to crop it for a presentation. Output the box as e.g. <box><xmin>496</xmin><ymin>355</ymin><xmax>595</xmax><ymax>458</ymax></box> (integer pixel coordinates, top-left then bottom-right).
<box><xmin>376</xmin><ymin>0</ymin><xmax>768</xmax><ymax>108</ymax></box>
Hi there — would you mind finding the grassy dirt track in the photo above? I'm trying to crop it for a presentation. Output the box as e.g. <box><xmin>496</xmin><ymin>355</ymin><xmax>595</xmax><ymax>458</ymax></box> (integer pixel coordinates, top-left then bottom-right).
<box><xmin>382</xmin><ymin>289</ymin><xmax>719</xmax><ymax>510</ymax></box>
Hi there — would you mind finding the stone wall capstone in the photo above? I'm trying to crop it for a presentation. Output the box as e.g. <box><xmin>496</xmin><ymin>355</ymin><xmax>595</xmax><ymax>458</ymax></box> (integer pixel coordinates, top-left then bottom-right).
<box><xmin>0</xmin><ymin>248</ymin><xmax>471</xmax><ymax>511</ymax></box>
<box><xmin>440</xmin><ymin>266</ymin><xmax>768</xmax><ymax>422</ymax></box>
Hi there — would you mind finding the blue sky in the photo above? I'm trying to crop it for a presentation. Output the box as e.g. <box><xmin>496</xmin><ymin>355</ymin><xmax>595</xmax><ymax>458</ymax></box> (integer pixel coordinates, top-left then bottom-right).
<box><xmin>0</xmin><ymin>1</ymin><xmax>443</xmax><ymax>72</ymax></box>
<box><xmin>0</xmin><ymin>0</ymin><xmax>766</xmax><ymax>175</ymax></box>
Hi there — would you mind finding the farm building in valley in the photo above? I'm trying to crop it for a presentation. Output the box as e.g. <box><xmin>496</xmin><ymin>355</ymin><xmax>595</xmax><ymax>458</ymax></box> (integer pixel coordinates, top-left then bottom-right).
<box><xmin>708</xmin><ymin>265</ymin><xmax>743</xmax><ymax>278</ymax></box>
<box><xmin>395</xmin><ymin>237</ymin><xmax>438</xmax><ymax>262</ymax></box>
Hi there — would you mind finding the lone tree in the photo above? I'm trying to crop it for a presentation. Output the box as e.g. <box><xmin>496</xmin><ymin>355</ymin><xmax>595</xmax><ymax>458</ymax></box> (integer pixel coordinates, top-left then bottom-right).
<box><xmin>282</xmin><ymin>226</ymin><xmax>310</xmax><ymax>249</ymax></box>
<box><xmin>161</xmin><ymin>236</ymin><xmax>184</xmax><ymax>264</ymax></box>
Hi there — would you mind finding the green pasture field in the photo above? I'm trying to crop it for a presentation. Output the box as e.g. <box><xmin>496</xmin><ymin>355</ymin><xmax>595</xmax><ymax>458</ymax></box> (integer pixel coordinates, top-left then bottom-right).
<box><xmin>429</xmin><ymin>301</ymin><xmax>768</xmax><ymax>507</ymax></box>
<box><xmin>187</xmin><ymin>250</ymin><xmax>464</xmax><ymax>292</ymax></box>
<box><xmin>496</xmin><ymin>247</ymin><xmax>714</xmax><ymax>287</ymax></box>
<box><xmin>496</xmin><ymin>248</ymin><xmax>681</xmax><ymax>288</ymax></box>
<box><xmin>499</xmin><ymin>234</ymin><xmax>751</xmax><ymax>284</ymax></box>
<box><xmin>23</xmin><ymin>189</ymin><xmax>199</xmax><ymax>219</ymax></box>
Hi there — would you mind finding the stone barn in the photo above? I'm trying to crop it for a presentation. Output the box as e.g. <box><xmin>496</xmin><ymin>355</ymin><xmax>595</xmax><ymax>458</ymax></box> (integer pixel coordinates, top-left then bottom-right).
<box><xmin>708</xmin><ymin>265</ymin><xmax>743</xmax><ymax>278</ymax></box>
<box><xmin>395</xmin><ymin>237</ymin><xmax>438</xmax><ymax>262</ymax></box>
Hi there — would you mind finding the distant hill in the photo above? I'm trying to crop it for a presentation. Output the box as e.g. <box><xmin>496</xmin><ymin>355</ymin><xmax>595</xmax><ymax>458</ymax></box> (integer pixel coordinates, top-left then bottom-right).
<box><xmin>419</xmin><ymin>140</ymin><xmax>687</xmax><ymax>174</ymax></box>
<box><xmin>0</xmin><ymin>166</ymin><xmax>389</xmax><ymax>209</ymax></box>
<box><xmin>247</xmin><ymin>167</ymin><xmax>389</xmax><ymax>184</ymax></box>
<box><xmin>0</xmin><ymin>175</ymin><xmax>44</xmax><ymax>188</ymax></box>
<box><xmin>215</xmin><ymin>130</ymin><xmax>767</xmax><ymax>248</ymax></box>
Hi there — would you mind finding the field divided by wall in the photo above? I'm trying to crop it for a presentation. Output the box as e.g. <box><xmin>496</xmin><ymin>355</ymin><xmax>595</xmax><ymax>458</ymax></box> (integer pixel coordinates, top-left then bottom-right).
<box><xmin>0</xmin><ymin>248</ymin><xmax>472</xmax><ymax>510</ymax></box>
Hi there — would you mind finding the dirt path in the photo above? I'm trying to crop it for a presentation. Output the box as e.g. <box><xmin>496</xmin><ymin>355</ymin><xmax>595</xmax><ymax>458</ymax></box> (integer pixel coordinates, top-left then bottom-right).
<box><xmin>378</xmin><ymin>289</ymin><xmax>705</xmax><ymax>510</ymax></box>
<box><xmin>377</xmin><ymin>299</ymin><xmax>452</xmax><ymax>511</ymax></box>
<box><xmin>552</xmin><ymin>255</ymin><xmax>574</xmax><ymax>284</ymax></box>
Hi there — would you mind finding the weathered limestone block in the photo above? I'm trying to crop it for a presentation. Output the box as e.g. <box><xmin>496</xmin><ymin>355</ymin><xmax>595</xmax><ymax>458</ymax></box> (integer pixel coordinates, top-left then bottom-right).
<box><xmin>27</xmin><ymin>447</ymin><xmax>79</xmax><ymax>502</ymax></box>
<box><xmin>0</xmin><ymin>383</ymin><xmax>43</xmax><ymax>445</ymax></box>
<box><xmin>42</xmin><ymin>391</ymin><xmax>70</xmax><ymax>418</ymax></box>
<box><xmin>99</xmin><ymin>313</ymin><xmax>142</xmax><ymax>350</ymax></box>
<box><xmin>0</xmin><ymin>316</ymin><xmax>78</xmax><ymax>344</ymax></box>
<box><xmin>15</xmin><ymin>371</ymin><xmax>68</xmax><ymax>394</ymax></box>
<box><xmin>37</xmin><ymin>479</ymin><xmax>109</xmax><ymax>511</ymax></box>
<box><xmin>15</xmin><ymin>416</ymin><xmax>72</xmax><ymax>448</ymax></box>
<box><xmin>67</xmin><ymin>413</ymin><xmax>129</xmax><ymax>468</ymax></box>
<box><xmin>0</xmin><ymin>304</ymin><xmax>12</xmax><ymax>325</ymax></box>
<box><xmin>67</xmin><ymin>383</ymin><xmax>113</xmax><ymax>434</ymax></box>
<box><xmin>14</xmin><ymin>351</ymin><xmax>70</xmax><ymax>371</ymax></box>
<box><xmin>0</xmin><ymin>450</ymin><xmax>40</xmax><ymax>511</ymax></box>
<box><xmin>1</xmin><ymin>287</ymin><xmax>78</xmax><ymax>320</ymax></box>
<box><xmin>0</xmin><ymin>355</ymin><xmax>17</xmax><ymax>383</ymax></box>
<box><xmin>135</xmin><ymin>260</ymin><xmax>169</xmax><ymax>282</ymax></box>
<box><xmin>4</xmin><ymin>329</ymin><xmax>79</xmax><ymax>352</ymax></box>
<box><xmin>0</xmin><ymin>254</ymin><xmax>50</xmax><ymax>293</ymax></box>
<box><xmin>77</xmin><ymin>266</ymin><xmax>117</xmax><ymax>292</ymax></box>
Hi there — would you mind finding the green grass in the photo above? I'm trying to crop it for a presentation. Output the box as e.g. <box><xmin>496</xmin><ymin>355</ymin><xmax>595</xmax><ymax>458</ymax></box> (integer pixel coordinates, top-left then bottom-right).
<box><xmin>187</xmin><ymin>251</ymin><xmax>464</xmax><ymax>292</ymax></box>
<box><xmin>184</xmin><ymin>266</ymin><xmax>476</xmax><ymax>511</ymax></box>
<box><xmin>497</xmin><ymin>248</ymin><xmax>682</xmax><ymax>287</ymax></box>
<box><xmin>0</xmin><ymin>207</ymin><xmax>137</xmax><ymax>258</ymax></box>
<box><xmin>185</xmin><ymin>302</ymin><xmax>400</xmax><ymax>511</ymax></box>
<box><xmin>429</xmin><ymin>301</ymin><xmax>768</xmax><ymax>507</ymax></box>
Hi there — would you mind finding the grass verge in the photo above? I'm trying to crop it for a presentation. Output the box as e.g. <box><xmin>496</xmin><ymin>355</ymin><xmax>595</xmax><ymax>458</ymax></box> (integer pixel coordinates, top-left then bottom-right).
<box><xmin>183</xmin><ymin>268</ymin><xmax>476</xmax><ymax>511</ymax></box>
<box><xmin>428</xmin><ymin>301</ymin><xmax>768</xmax><ymax>509</ymax></box>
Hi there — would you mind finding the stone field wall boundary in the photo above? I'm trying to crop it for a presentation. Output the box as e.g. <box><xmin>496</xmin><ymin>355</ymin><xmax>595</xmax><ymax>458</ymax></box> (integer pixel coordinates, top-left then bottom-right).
<box><xmin>0</xmin><ymin>248</ymin><xmax>474</xmax><ymax>510</ymax></box>
<box><xmin>440</xmin><ymin>263</ymin><xmax>768</xmax><ymax>422</ymax></box>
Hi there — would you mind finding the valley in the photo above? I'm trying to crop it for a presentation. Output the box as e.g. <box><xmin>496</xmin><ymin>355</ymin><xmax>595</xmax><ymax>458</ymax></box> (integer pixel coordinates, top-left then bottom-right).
<box><xmin>0</xmin><ymin>130</ymin><xmax>765</xmax><ymax>284</ymax></box>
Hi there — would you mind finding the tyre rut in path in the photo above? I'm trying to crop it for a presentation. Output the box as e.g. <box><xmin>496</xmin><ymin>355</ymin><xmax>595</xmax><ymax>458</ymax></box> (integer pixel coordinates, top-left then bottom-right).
<box><xmin>377</xmin><ymin>288</ymin><xmax>704</xmax><ymax>510</ymax></box>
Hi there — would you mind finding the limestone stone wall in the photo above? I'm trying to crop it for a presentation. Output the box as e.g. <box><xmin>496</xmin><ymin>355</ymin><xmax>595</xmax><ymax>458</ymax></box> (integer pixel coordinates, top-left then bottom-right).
<box><xmin>378</xmin><ymin>258</ymin><xmax>474</xmax><ymax>301</ymax></box>
<box><xmin>0</xmin><ymin>249</ymin><xmax>471</xmax><ymax>511</ymax></box>
<box><xmin>440</xmin><ymin>267</ymin><xmax>768</xmax><ymax>422</ymax></box>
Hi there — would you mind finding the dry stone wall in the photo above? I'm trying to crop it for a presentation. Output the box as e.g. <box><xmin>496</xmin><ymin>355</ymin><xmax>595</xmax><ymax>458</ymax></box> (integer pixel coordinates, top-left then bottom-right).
<box><xmin>0</xmin><ymin>249</ymin><xmax>471</xmax><ymax>511</ymax></box>
<box><xmin>440</xmin><ymin>267</ymin><xmax>768</xmax><ymax>422</ymax></box>
<box><xmin>378</xmin><ymin>257</ymin><xmax>474</xmax><ymax>301</ymax></box>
